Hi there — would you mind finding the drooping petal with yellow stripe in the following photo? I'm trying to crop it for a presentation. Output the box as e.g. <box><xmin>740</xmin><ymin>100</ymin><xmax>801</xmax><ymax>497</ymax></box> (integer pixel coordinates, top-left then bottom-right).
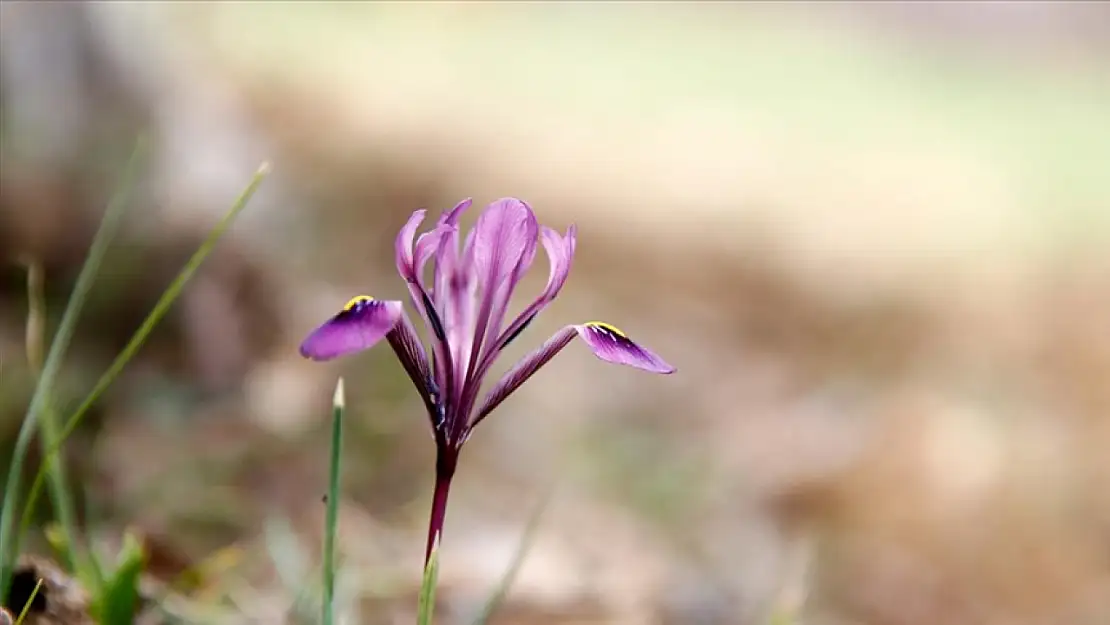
<box><xmin>299</xmin><ymin>296</ymin><xmax>403</xmax><ymax>361</ymax></box>
<box><xmin>472</xmin><ymin>321</ymin><xmax>674</xmax><ymax>429</ymax></box>
<box><xmin>575</xmin><ymin>322</ymin><xmax>675</xmax><ymax>374</ymax></box>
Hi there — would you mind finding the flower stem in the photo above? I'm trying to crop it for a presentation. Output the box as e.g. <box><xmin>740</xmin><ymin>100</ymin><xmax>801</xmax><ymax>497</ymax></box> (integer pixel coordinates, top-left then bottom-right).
<box><xmin>424</xmin><ymin>451</ymin><xmax>457</xmax><ymax>567</ymax></box>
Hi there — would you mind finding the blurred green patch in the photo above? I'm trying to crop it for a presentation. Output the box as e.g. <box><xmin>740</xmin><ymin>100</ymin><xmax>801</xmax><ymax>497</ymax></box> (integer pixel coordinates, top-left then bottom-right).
<box><xmin>577</xmin><ymin>416</ymin><xmax>713</xmax><ymax>529</ymax></box>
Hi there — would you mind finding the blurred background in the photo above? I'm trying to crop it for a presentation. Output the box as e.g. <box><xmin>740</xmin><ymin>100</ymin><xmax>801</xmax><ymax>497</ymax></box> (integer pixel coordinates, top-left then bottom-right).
<box><xmin>2</xmin><ymin>2</ymin><xmax>1109</xmax><ymax>624</ymax></box>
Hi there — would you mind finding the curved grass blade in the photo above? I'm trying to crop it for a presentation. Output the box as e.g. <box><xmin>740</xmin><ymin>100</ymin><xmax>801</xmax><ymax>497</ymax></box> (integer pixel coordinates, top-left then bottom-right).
<box><xmin>0</xmin><ymin>137</ymin><xmax>147</xmax><ymax>594</ymax></box>
<box><xmin>322</xmin><ymin>378</ymin><xmax>345</xmax><ymax>625</ymax></box>
<box><xmin>24</xmin><ymin>260</ymin><xmax>96</xmax><ymax>589</ymax></box>
<box><xmin>10</xmin><ymin>161</ymin><xmax>271</xmax><ymax>593</ymax></box>
<box><xmin>468</xmin><ymin>481</ymin><xmax>556</xmax><ymax>625</ymax></box>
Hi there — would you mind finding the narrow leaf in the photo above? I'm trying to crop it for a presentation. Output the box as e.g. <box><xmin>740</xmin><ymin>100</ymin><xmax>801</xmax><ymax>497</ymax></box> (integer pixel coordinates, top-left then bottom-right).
<box><xmin>25</xmin><ymin>260</ymin><xmax>96</xmax><ymax>589</ymax></box>
<box><xmin>322</xmin><ymin>377</ymin><xmax>345</xmax><ymax>625</ymax></box>
<box><xmin>12</xmin><ymin>577</ymin><xmax>43</xmax><ymax>625</ymax></box>
<box><xmin>12</xmin><ymin>162</ymin><xmax>271</xmax><ymax>589</ymax></box>
<box><xmin>0</xmin><ymin>137</ymin><xmax>147</xmax><ymax>595</ymax></box>
<box><xmin>416</xmin><ymin>534</ymin><xmax>441</xmax><ymax>625</ymax></box>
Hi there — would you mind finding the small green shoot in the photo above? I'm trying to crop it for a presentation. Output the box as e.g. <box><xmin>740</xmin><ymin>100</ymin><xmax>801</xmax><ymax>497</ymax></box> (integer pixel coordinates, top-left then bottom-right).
<box><xmin>89</xmin><ymin>530</ymin><xmax>145</xmax><ymax>625</ymax></box>
<box><xmin>322</xmin><ymin>377</ymin><xmax>345</xmax><ymax>625</ymax></box>
<box><xmin>416</xmin><ymin>533</ymin><xmax>440</xmax><ymax>625</ymax></box>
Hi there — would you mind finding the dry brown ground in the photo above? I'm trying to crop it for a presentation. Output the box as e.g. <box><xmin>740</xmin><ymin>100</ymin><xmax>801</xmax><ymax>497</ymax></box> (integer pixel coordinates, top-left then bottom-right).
<box><xmin>3</xmin><ymin>4</ymin><xmax>1109</xmax><ymax>624</ymax></box>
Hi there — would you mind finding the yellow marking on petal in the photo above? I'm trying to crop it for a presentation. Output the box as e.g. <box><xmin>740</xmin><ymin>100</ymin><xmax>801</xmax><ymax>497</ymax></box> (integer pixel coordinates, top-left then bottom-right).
<box><xmin>343</xmin><ymin>295</ymin><xmax>375</xmax><ymax>311</ymax></box>
<box><xmin>585</xmin><ymin>321</ymin><xmax>626</xmax><ymax>337</ymax></box>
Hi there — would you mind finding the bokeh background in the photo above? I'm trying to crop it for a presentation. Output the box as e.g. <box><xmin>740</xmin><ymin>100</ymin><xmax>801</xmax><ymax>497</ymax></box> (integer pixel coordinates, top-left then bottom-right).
<box><xmin>2</xmin><ymin>2</ymin><xmax>1110</xmax><ymax>624</ymax></box>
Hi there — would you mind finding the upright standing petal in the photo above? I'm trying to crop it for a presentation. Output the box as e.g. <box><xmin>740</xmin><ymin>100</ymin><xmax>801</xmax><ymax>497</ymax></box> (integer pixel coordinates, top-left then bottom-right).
<box><xmin>470</xmin><ymin>199</ymin><xmax>539</xmax><ymax>284</ymax></box>
<box><xmin>431</xmin><ymin>198</ymin><xmax>472</xmax><ymax>304</ymax></box>
<box><xmin>463</xmin><ymin>225</ymin><xmax>577</xmax><ymax>413</ymax></box>
<box><xmin>467</xmin><ymin>198</ymin><xmax>539</xmax><ymax>377</ymax></box>
<box><xmin>394</xmin><ymin>208</ymin><xmax>457</xmax><ymax>401</ymax></box>
<box><xmin>439</xmin><ymin>197</ymin><xmax>473</xmax><ymax>229</ymax></box>
<box><xmin>492</xmin><ymin>225</ymin><xmax>577</xmax><ymax>355</ymax></box>
<box><xmin>575</xmin><ymin>322</ymin><xmax>675</xmax><ymax>373</ymax></box>
<box><xmin>415</xmin><ymin>227</ymin><xmax>450</xmax><ymax>278</ymax></box>
<box><xmin>300</xmin><ymin>296</ymin><xmax>404</xmax><ymax>361</ymax></box>
<box><xmin>395</xmin><ymin>210</ymin><xmax>428</xmax><ymax>282</ymax></box>
<box><xmin>434</xmin><ymin>199</ymin><xmax>478</xmax><ymax>377</ymax></box>
<box><xmin>395</xmin><ymin>208</ymin><xmax>452</xmax><ymax>327</ymax></box>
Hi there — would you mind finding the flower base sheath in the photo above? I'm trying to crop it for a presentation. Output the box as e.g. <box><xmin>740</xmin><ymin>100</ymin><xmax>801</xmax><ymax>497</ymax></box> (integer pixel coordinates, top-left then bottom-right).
<box><xmin>299</xmin><ymin>197</ymin><xmax>675</xmax><ymax>565</ymax></box>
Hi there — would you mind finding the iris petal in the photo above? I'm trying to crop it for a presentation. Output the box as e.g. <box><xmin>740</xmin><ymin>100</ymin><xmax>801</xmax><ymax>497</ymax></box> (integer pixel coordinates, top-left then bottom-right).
<box><xmin>396</xmin><ymin>208</ymin><xmax>454</xmax><ymax>289</ymax></box>
<box><xmin>491</xmin><ymin>224</ymin><xmax>576</xmax><ymax>356</ymax></box>
<box><xmin>385</xmin><ymin>313</ymin><xmax>445</xmax><ymax>440</ymax></box>
<box><xmin>467</xmin><ymin>198</ymin><xmax>539</xmax><ymax>377</ymax></box>
<box><xmin>394</xmin><ymin>208</ymin><xmax>458</xmax><ymax>398</ymax></box>
<box><xmin>575</xmin><ymin>322</ymin><xmax>676</xmax><ymax>374</ymax></box>
<box><xmin>386</xmin><ymin>312</ymin><xmax>433</xmax><ymax>398</ymax></box>
<box><xmin>471</xmin><ymin>198</ymin><xmax>539</xmax><ymax>290</ymax></box>
<box><xmin>434</xmin><ymin>199</ymin><xmax>478</xmax><ymax>374</ymax></box>
<box><xmin>471</xmin><ymin>320</ymin><xmax>674</xmax><ymax>429</ymax></box>
<box><xmin>299</xmin><ymin>296</ymin><xmax>404</xmax><ymax>361</ymax></box>
<box><xmin>472</xmin><ymin>326</ymin><xmax>577</xmax><ymax>426</ymax></box>
<box><xmin>438</xmin><ymin>197</ymin><xmax>473</xmax><ymax>228</ymax></box>
<box><xmin>395</xmin><ymin>210</ymin><xmax>427</xmax><ymax>281</ymax></box>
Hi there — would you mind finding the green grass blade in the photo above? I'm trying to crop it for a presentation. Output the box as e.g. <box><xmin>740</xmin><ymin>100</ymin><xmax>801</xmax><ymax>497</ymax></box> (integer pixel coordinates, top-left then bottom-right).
<box><xmin>416</xmin><ymin>533</ymin><xmax>440</xmax><ymax>625</ymax></box>
<box><xmin>9</xmin><ymin>161</ymin><xmax>271</xmax><ymax>595</ymax></box>
<box><xmin>12</xmin><ymin>577</ymin><xmax>43</xmax><ymax>625</ymax></box>
<box><xmin>469</xmin><ymin>482</ymin><xmax>556</xmax><ymax>625</ymax></box>
<box><xmin>23</xmin><ymin>260</ymin><xmax>46</xmax><ymax>375</ymax></box>
<box><xmin>262</xmin><ymin>515</ymin><xmax>315</xmax><ymax>613</ymax></box>
<box><xmin>24</xmin><ymin>260</ymin><xmax>95</xmax><ymax>589</ymax></box>
<box><xmin>0</xmin><ymin>137</ymin><xmax>147</xmax><ymax>594</ymax></box>
<box><xmin>322</xmin><ymin>378</ymin><xmax>345</xmax><ymax>625</ymax></box>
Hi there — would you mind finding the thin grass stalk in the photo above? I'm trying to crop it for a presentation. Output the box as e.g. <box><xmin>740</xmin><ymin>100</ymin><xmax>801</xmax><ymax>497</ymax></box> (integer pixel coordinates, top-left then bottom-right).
<box><xmin>0</xmin><ymin>138</ymin><xmax>147</xmax><ymax>594</ymax></box>
<box><xmin>416</xmin><ymin>533</ymin><xmax>440</xmax><ymax>625</ymax></box>
<box><xmin>469</xmin><ymin>481</ymin><xmax>556</xmax><ymax>625</ymax></box>
<box><xmin>322</xmin><ymin>378</ymin><xmax>344</xmax><ymax>625</ymax></box>
<box><xmin>24</xmin><ymin>260</ymin><xmax>93</xmax><ymax>585</ymax></box>
<box><xmin>9</xmin><ymin>160</ymin><xmax>270</xmax><ymax>595</ymax></box>
<box><xmin>12</xmin><ymin>577</ymin><xmax>43</xmax><ymax>625</ymax></box>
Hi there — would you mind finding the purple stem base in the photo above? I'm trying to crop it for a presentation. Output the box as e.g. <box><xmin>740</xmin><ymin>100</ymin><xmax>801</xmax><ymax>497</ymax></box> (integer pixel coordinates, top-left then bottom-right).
<box><xmin>424</xmin><ymin>449</ymin><xmax>457</xmax><ymax>566</ymax></box>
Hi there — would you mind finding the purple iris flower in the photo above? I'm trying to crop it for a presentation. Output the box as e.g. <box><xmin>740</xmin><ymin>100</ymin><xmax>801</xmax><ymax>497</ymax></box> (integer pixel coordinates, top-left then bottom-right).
<box><xmin>299</xmin><ymin>197</ymin><xmax>674</xmax><ymax>565</ymax></box>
